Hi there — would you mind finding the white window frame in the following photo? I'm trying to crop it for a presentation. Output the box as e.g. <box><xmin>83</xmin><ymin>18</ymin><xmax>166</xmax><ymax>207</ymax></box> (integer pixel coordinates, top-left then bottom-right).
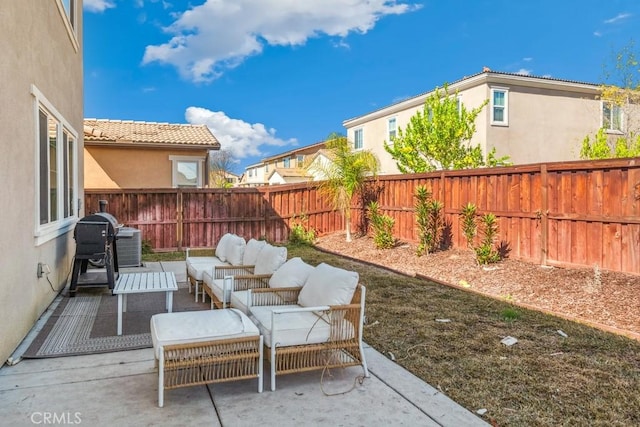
<box><xmin>490</xmin><ymin>87</ymin><xmax>509</xmax><ymax>126</ymax></box>
<box><xmin>387</xmin><ymin>117</ymin><xmax>397</xmax><ymax>142</ymax></box>
<box><xmin>169</xmin><ymin>155</ymin><xmax>205</xmax><ymax>188</ymax></box>
<box><xmin>354</xmin><ymin>128</ymin><xmax>364</xmax><ymax>150</ymax></box>
<box><xmin>601</xmin><ymin>101</ymin><xmax>624</xmax><ymax>133</ymax></box>
<box><xmin>55</xmin><ymin>0</ymin><xmax>79</xmax><ymax>53</ymax></box>
<box><xmin>32</xmin><ymin>85</ymin><xmax>79</xmax><ymax>246</ymax></box>
<box><xmin>296</xmin><ymin>154</ymin><xmax>304</xmax><ymax>166</ymax></box>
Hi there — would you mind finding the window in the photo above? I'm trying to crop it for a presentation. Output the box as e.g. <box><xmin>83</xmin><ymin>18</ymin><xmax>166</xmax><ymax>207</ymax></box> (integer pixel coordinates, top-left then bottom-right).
<box><xmin>388</xmin><ymin>118</ymin><xmax>397</xmax><ymax>141</ymax></box>
<box><xmin>265</xmin><ymin>163</ymin><xmax>269</xmax><ymax>173</ymax></box>
<box><xmin>33</xmin><ymin>85</ymin><xmax>78</xmax><ymax>245</ymax></box>
<box><xmin>249</xmin><ymin>169</ymin><xmax>253</xmax><ymax>177</ymax></box>
<box><xmin>55</xmin><ymin>0</ymin><xmax>79</xmax><ymax>51</ymax></box>
<box><xmin>297</xmin><ymin>154</ymin><xmax>304</xmax><ymax>166</ymax></box>
<box><xmin>602</xmin><ymin>101</ymin><xmax>623</xmax><ymax>132</ymax></box>
<box><xmin>354</xmin><ymin>128</ymin><xmax>363</xmax><ymax>150</ymax></box>
<box><xmin>170</xmin><ymin>156</ymin><xmax>204</xmax><ymax>188</ymax></box>
<box><xmin>62</xmin><ymin>0</ymin><xmax>76</xmax><ymax>29</ymax></box>
<box><xmin>491</xmin><ymin>88</ymin><xmax>509</xmax><ymax>126</ymax></box>
<box><xmin>283</xmin><ymin>157</ymin><xmax>291</xmax><ymax>168</ymax></box>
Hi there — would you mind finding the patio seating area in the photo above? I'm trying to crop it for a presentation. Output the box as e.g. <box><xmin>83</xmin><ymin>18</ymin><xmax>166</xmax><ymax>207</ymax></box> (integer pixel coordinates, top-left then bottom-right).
<box><xmin>0</xmin><ymin>260</ymin><xmax>486</xmax><ymax>426</ymax></box>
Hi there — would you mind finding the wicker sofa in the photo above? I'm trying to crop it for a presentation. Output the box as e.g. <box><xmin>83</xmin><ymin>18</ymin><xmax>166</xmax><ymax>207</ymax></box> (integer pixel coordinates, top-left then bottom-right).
<box><xmin>186</xmin><ymin>234</ymin><xmax>270</xmax><ymax>302</ymax></box>
<box><xmin>202</xmin><ymin>242</ymin><xmax>287</xmax><ymax>309</ymax></box>
<box><xmin>234</xmin><ymin>261</ymin><xmax>370</xmax><ymax>391</ymax></box>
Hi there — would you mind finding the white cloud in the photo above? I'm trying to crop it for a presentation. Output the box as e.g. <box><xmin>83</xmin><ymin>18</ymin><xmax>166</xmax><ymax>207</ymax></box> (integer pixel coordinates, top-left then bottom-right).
<box><xmin>185</xmin><ymin>107</ymin><xmax>296</xmax><ymax>159</ymax></box>
<box><xmin>516</xmin><ymin>68</ymin><xmax>531</xmax><ymax>76</ymax></box>
<box><xmin>522</xmin><ymin>57</ymin><xmax>533</xmax><ymax>62</ymax></box>
<box><xmin>84</xmin><ymin>0</ymin><xmax>116</xmax><ymax>12</ymax></box>
<box><xmin>604</xmin><ymin>12</ymin><xmax>631</xmax><ymax>24</ymax></box>
<box><xmin>143</xmin><ymin>0</ymin><xmax>421</xmax><ymax>83</ymax></box>
<box><xmin>594</xmin><ymin>31</ymin><xmax>603</xmax><ymax>37</ymax></box>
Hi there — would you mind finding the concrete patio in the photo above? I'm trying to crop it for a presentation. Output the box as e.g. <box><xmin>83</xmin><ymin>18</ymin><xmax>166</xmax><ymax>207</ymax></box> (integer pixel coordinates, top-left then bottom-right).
<box><xmin>0</xmin><ymin>262</ymin><xmax>487</xmax><ymax>426</ymax></box>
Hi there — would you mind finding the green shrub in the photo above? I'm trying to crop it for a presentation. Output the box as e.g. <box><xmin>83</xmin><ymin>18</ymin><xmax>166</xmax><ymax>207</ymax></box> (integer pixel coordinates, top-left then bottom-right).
<box><xmin>460</xmin><ymin>202</ymin><xmax>477</xmax><ymax>248</ymax></box>
<box><xmin>288</xmin><ymin>214</ymin><xmax>316</xmax><ymax>245</ymax></box>
<box><xmin>475</xmin><ymin>213</ymin><xmax>501</xmax><ymax>264</ymax></box>
<box><xmin>367</xmin><ymin>201</ymin><xmax>396</xmax><ymax>249</ymax></box>
<box><xmin>415</xmin><ymin>186</ymin><xmax>444</xmax><ymax>256</ymax></box>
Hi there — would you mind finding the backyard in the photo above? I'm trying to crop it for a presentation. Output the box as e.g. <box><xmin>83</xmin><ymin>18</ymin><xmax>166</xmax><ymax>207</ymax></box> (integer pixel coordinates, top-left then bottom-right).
<box><xmin>284</xmin><ymin>235</ymin><xmax>640</xmax><ymax>426</ymax></box>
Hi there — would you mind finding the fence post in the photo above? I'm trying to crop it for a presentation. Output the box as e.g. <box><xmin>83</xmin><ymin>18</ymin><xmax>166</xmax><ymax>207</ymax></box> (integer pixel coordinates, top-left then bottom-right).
<box><xmin>540</xmin><ymin>164</ymin><xmax>548</xmax><ymax>266</ymax></box>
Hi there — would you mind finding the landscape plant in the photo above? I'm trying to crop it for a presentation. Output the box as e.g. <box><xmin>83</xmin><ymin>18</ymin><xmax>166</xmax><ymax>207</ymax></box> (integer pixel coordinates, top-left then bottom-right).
<box><xmin>414</xmin><ymin>185</ymin><xmax>444</xmax><ymax>255</ymax></box>
<box><xmin>288</xmin><ymin>214</ymin><xmax>316</xmax><ymax>245</ymax></box>
<box><xmin>384</xmin><ymin>83</ymin><xmax>510</xmax><ymax>173</ymax></box>
<box><xmin>310</xmin><ymin>133</ymin><xmax>379</xmax><ymax>242</ymax></box>
<box><xmin>475</xmin><ymin>213</ymin><xmax>501</xmax><ymax>264</ymax></box>
<box><xmin>460</xmin><ymin>202</ymin><xmax>477</xmax><ymax>248</ymax></box>
<box><xmin>366</xmin><ymin>201</ymin><xmax>395</xmax><ymax>249</ymax></box>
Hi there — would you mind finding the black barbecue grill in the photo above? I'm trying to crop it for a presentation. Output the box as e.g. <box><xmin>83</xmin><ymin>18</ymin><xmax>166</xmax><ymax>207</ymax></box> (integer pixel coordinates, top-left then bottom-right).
<box><xmin>69</xmin><ymin>200</ymin><xmax>121</xmax><ymax>296</ymax></box>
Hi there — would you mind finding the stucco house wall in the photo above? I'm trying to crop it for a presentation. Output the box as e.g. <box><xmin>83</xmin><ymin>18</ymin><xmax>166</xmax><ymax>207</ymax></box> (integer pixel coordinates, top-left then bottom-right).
<box><xmin>0</xmin><ymin>1</ymin><xmax>84</xmax><ymax>363</ymax></box>
<box><xmin>344</xmin><ymin>71</ymin><xmax>604</xmax><ymax>174</ymax></box>
<box><xmin>84</xmin><ymin>146</ymin><xmax>211</xmax><ymax>189</ymax></box>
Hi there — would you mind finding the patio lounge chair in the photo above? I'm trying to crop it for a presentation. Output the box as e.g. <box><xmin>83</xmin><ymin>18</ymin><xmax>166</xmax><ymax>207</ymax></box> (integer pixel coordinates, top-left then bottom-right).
<box><xmin>242</xmin><ymin>262</ymin><xmax>369</xmax><ymax>391</ymax></box>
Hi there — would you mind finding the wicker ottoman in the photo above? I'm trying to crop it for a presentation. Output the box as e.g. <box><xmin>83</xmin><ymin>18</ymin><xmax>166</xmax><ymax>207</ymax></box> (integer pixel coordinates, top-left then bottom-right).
<box><xmin>150</xmin><ymin>309</ymin><xmax>263</xmax><ymax>407</ymax></box>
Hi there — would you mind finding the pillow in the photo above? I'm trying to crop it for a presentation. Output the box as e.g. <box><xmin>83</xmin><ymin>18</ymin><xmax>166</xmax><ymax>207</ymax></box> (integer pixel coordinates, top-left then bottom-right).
<box><xmin>214</xmin><ymin>233</ymin><xmax>234</xmax><ymax>262</ymax></box>
<box><xmin>254</xmin><ymin>244</ymin><xmax>287</xmax><ymax>275</ymax></box>
<box><xmin>243</xmin><ymin>239</ymin><xmax>267</xmax><ymax>265</ymax></box>
<box><xmin>225</xmin><ymin>235</ymin><xmax>246</xmax><ymax>266</ymax></box>
<box><xmin>298</xmin><ymin>263</ymin><xmax>359</xmax><ymax>307</ymax></box>
<box><xmin>268</xmin><ymin>257</ymin><xmax>314</xmax><ymax>288</ymax></box>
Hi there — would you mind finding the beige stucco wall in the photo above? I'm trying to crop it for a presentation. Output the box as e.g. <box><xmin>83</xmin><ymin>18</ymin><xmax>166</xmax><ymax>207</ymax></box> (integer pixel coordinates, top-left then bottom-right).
<box><xmin>344</xmin><ymin>74</ymin><xmax>604</xmax><ymax>174</ymax></box>
<box><xmin>84</xmin><ymin>146</ymin><xmax>209</xmax><ymax>189</ymax></box>
<box><xmin>0</xmin><ymin>1</ymin><xmax>84</xmax><ymax>363</ymax></box>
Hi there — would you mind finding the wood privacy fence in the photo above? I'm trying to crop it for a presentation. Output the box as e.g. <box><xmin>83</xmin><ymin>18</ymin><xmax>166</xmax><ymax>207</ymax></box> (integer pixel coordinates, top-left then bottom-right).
<box><xmin>85</xmin><ymin>157</ymin><xmax>640</xmax><ymax>275</ymax></box>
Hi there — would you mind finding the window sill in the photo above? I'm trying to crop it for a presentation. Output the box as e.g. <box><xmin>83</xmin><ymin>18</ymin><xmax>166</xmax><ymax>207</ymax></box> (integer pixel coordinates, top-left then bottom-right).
<box><xmin>491</xmin><ymin>122</ymin><xmax>509</xmax><ymax>127</ymax></box>
<box><xmin>35</xmin><ymin>217</ymin><xmax>77</xmax><ymax>247</ymax></box>
<box><xmin>604</xmin><ymin>129</ymin><xmax>624</xmax><ymax>135</ymax></box>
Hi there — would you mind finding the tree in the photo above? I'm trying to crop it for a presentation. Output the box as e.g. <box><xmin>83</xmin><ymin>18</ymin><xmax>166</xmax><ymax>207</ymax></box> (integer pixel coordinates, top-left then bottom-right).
<box><xmin>384</xmin><ymin>83</ymin><xmax>510</xmax><ymax>172</ymax></box>
<box><xmin>582</xmin><ymin>39</ymin><xmax>640</xmax><ymax>159</ymax></box>
<box><xmin>209</xmin><ymin>149</ymin><xmax>236</xmax><ymax>188</ymax></box>
<box><xmin>310</xmin><ymin>134</ymin><xmax>379</xmax><ymax>242</ymax></box>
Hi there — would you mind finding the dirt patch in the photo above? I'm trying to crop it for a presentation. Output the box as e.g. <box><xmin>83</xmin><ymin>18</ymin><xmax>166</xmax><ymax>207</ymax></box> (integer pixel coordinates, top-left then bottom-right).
<box><xmin>314</xmin><ymin>232</ymin><xmax>640</xmax><ymax>339</ymax></box>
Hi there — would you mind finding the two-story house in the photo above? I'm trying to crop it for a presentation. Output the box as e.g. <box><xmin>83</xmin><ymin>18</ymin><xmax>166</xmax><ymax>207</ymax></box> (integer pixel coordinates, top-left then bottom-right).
<box><xmin>343</xmin><ymin>69</ymin><xmax>626</xmax><ymax>174</ymax></box>
<box><xmin>1</xmin><ymin>1</ymin><xmax>84</xmax><ymax>363</ymax></box>
<box><xmin>239</xmin><ymin>141</ymin><xmax>326</xmax><ymax>186</ymax></box>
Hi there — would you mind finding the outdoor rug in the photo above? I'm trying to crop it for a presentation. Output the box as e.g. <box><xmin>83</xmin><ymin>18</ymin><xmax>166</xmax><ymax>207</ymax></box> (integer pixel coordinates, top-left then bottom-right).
<box><xmin>23</xmin><ymin>284</ymin><xmax>207</xmax><ymax>358</ymax></box>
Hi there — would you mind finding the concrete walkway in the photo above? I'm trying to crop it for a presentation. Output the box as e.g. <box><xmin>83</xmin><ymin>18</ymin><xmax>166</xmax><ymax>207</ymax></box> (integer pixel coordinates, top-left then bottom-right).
<box><xmin>0</xmin><ymin>261</ymin><xmax>488</xmax><ymax>427</ymax></box>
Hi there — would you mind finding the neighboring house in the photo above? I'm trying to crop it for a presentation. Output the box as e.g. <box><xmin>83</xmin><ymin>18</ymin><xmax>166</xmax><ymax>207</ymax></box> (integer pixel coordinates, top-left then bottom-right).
<box><xmin>0</xmin><ymin>1</ymin><xmax>84</xmax><ymax>364</ymax></box>
<box><xmin>239</xmin><ymin>141</ymin><xmax>326</xmax><ymax>186</ymax></box>
<box><xmin>343</xmin><ymin>69</ymin><xmax>628</xmax><ymax>174</ymax></box>
<box><xmin>84</xmin><ymin>119</ymin><xmax>220</xmax><ymax>189</ymax></box>
<box><xmin>210</xmin><ymin>170</ymin><xmax>241</xmax><ymax>187</ymax></box>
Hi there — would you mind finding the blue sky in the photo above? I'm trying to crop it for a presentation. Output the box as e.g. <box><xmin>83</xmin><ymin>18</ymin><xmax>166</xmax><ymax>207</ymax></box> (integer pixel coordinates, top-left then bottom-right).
<box><xmin>84</xmin><ymin>0</ymin><xmax>640</xmax><ymax>173</ymax></box>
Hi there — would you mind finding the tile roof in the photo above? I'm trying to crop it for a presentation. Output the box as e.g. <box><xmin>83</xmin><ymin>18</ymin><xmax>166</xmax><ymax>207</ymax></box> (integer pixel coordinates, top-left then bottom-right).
<box><xmin>84</xmin><ymin>119</ymin><xmax>220</xmax><ymax>149</ymax></box>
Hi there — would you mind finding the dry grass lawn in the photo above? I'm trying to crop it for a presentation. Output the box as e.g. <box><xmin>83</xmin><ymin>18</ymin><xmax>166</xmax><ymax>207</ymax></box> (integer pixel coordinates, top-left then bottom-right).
<box><xmin>287</xmin><ymin>243</ymin><xmax>640</xmax><ymax>427</ymax></box>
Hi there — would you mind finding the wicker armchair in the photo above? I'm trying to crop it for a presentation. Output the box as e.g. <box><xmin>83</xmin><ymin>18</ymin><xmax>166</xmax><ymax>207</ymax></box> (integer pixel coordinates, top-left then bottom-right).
<box><xmin>246</xmin><ymin>283</ymin><xmax>369</xmax><ymax>391</ymax></box>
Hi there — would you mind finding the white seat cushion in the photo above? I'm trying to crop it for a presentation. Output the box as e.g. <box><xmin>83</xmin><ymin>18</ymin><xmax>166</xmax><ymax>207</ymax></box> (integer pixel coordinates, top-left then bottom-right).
<box><xmin>203</xmin><ymin>276</ymin><xmax>232</xmax><ymax>303</ymax></box>
<box><xmin>186</xmin><ymin>257</ymin><xmax>228</xmax><ymax>281</ymax></box>
<box><xmin>298</xmin><ymin>263</ymin><xmax>358</xmax><ymax>308</ymax></box>
<box><xmin>268</xmin><ymin>257</ymin><xmax>314</xmax><ymax>288</ymax></box>
<box><xmin>225</xmin><ymin>235</ymin><xmax>246</xmax><ymax>266</ymax></box>
<box><xmin>243</xmin><ymin>239</ymin><xmax>267</xmax><ymax>265</ymax></box>
<box><xmin>254</xmin><ymin>245</ymin><xmax>287</xmax><ymax>275</ymax></box>
<box><xmin>249</xmin><ymin>306</ymin><xmax>334</xmax><ymax>348</ymax></box>
<box><xmin>150</xmin><ymin>309</ymin><xmax>259</xmax><ymax>359</ymax></box>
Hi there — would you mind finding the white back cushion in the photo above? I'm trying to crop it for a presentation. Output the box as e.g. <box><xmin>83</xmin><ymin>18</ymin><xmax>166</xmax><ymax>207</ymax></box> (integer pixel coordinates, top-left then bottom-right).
<box><xmin>298</xmin><ymin>263</ymin><xmax>359</xmax><ymax>307</ymax></box>
<box><xmin>226</xmin><ymin>235</ymin><xmax>246</xmax><ymax>265</ymax></box>
<box><xmin>243</xmin><ymin>238</ymin><xmax>267</xmax><ymax>265</ymax></box>
<box><xmin>268</xmin><ymin>257</ymin><xmax>314</xmax><ymax>288</ymax></box>
<box><xmin>254</xmin><ymin>244</ymin><xmax>287</xmax><ymax>275</ymax></box>
<box><xmin>215</xmin><ymin>233</ymin><xmax>234</xmax><ymax>262</ymax></box>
